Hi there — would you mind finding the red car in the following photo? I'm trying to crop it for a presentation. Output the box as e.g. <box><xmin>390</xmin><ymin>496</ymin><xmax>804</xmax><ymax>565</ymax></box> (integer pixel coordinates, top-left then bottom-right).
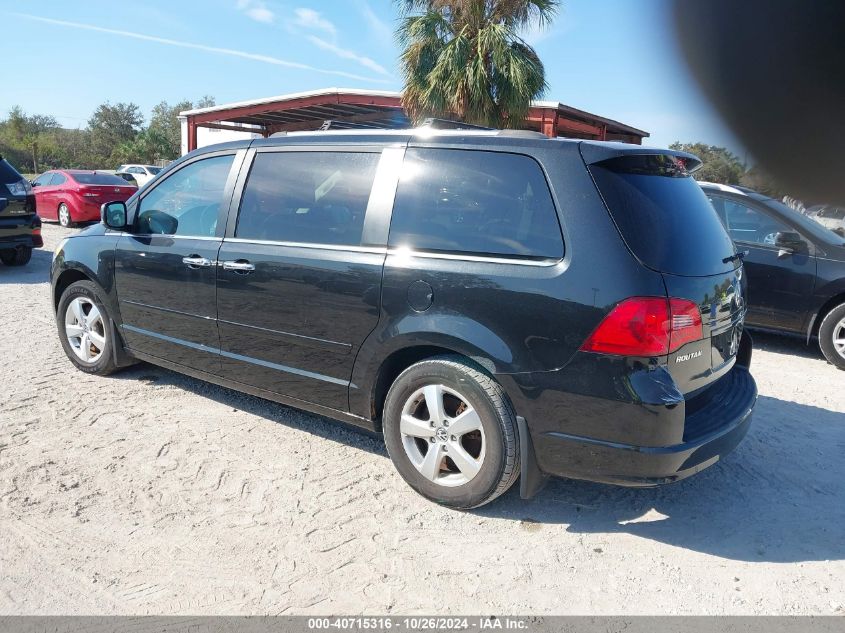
<box><xmin>32</xmin><ymin>170</ymin><xmax>136</xmax><ymax>227</ymax></box>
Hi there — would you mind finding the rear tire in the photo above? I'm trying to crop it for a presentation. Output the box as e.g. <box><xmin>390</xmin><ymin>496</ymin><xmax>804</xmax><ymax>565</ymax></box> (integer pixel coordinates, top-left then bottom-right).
<box><xmin>0</xmin><ymin>246</ymin><xmax>32</xmax><ymax>266</ymax></box>
<box><xmin>58</xmin><ymin>203</ymin><xmax>74</xmax><ymax>228</ymax></box>
<box><xmin>383</xmin><ymin>355</ymin><xmax>520</xmax><ymax>509</ymax></box>
<box><xmin>818</xmin><ymin>303</ymin><xmax>845</xmax><ymax>370</ymax></box>
<box><xmin>56</xmin><ymin>281</ymin><xmax>118</xmax><ymax>376</ymax></box>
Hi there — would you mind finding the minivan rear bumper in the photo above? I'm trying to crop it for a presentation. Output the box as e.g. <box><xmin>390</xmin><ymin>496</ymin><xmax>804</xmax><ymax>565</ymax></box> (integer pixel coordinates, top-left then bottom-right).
<box><xmin>529</xmin><ymin>366</ymin><xmax>756</xmax><ymax>486</ymax></box>
<box><xmin>0</xmin><ymin>214</ymin><xmax>42</xmax><ymax>248</ymax></box>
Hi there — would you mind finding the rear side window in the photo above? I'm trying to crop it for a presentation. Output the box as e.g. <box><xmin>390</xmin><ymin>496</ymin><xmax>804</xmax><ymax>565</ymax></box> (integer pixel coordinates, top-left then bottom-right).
<box><xmin>52</xmin><ymin>173</ymin><xmax>68</xmax><ymax>186</ymax></box>
<box><xmin>589</xmin><ymin>155</ymin><xmax>736</xmax><ymax>276</ymax></box>
<box><xmin>236</xmin><ymin>151</ymin><xmax>380</xmax><ymax>246</ymax></box>
<box><xmin>388</xmin><ymin>148</ymin><xmax>563</xmax><ymax>259</ymax></box>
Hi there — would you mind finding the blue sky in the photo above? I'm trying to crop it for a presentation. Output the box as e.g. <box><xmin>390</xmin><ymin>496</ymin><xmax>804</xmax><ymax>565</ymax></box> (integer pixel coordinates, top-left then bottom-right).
<box><xmin>2</xmin><ymin>0</ymin><xmax>745</xmax><ymax>157</ymax></box>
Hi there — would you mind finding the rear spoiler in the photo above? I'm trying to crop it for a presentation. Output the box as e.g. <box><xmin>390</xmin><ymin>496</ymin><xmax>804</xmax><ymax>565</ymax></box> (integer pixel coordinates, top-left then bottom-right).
<box><xmin>579</xmin><ymin>142</ymin><xmax>703</xmax><ymax>174</ymax></box>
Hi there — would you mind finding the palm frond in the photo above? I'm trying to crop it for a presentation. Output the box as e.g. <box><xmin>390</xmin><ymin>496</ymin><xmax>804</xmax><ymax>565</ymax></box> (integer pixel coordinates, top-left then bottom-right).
<box><xmin>395</xmin><ymin>0</ymin><xmax>558</xmax><ymax>127</ymax></box>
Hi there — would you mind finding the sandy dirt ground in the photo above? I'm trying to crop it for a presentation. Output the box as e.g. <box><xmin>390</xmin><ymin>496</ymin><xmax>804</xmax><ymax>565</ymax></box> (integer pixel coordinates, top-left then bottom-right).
<box><xmin>1</xmin><ymin>223</ymin><xmax>843</xmax><ymax>615</ymax></box>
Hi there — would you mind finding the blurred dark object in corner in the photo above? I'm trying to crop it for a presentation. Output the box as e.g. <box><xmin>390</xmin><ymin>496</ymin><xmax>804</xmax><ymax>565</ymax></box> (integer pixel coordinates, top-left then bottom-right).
<box><xmin>673</xmin><ymin>0</ymin><xmax>845</xmax><ymax>205</ymax></box>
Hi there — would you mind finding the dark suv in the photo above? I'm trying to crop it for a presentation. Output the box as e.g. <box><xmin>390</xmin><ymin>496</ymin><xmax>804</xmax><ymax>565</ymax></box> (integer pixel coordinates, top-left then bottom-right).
<box><xmin>51</xmin><ymin>131</ymin><xmax>757</xmax><ymax>509</ymax></box>
<box><xmin>702</xmin><ymin>183</ymin><xmax>845</xmax><ymax>370</ymax></box>
<box><xmin>0</xmin><ymin>155</ymin><xmax>42</xmax><ymax>266</ymax></box>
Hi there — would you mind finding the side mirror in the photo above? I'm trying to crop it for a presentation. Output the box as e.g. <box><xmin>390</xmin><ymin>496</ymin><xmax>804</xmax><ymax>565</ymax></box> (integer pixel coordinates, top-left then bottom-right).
<box><xmin>31</xmin><ymin>180</ymin><xmax>39</xmax><ymax>187</ymax></box>
<box><xmin>775</xmin><ymin>231</ymin><xmax>806</xmax><ymax>257</ymax></box>
<box><xmin>101</xmin><ymin>201</ymin><xmax>128</xmax><ymax>230</ymax></box>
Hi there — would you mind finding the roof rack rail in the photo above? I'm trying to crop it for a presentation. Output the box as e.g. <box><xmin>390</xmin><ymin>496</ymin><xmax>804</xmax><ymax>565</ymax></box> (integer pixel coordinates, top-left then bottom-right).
<box><xmin>497</xmin><ymin>129</ymin><xmax>548</xmax><ymax>139</ymax></box>
<box><xmin>420</xmin><ymin>117</ymin><xmax>493</xmax><ymax>131</ymax></box>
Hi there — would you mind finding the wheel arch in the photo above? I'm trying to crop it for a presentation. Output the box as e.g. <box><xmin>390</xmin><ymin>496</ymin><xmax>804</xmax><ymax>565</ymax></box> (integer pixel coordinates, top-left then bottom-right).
<box><xmin>362</xmin><ymin>343</ymin><xmax>498</xmax><ymax>432</ymax></box>
<box><xmin>809</xmin><ymin>292</ymin><xmax>845</xmax><ymax>341</ymax></box>
<box><xmin>53</xmin><ymin>268</ymin><xmax>92</xmax><ymax>311</ymax></box>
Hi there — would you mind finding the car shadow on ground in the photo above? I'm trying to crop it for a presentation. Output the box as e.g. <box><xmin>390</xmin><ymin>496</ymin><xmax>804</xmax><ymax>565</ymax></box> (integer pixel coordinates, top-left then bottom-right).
<box><xmin>0</xmin><ymin>247</ymin><xmax>52</xmax><ymax>284</ymax></box>
<box><xmin>750</xmin><ymin>329</ymin><xmax>825</xmax><ymax>361</ymax></box>
<box><xmin>482</xmin><ymin>395</ymin><xmax>845</xmax><ymax>563</ymax></box>
<box><xmin>111</xmin><ymin>364</ymin><xmax>388</xmax><ymax>457</ymax></box>
<box><xmin>111</xmin><ymin>360</ymin><xmax>845</xmax><ymax>563</ymax></box>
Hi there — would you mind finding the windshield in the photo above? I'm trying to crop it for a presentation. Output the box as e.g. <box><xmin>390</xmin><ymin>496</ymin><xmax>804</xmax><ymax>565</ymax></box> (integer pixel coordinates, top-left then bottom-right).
<box><xmin>71</xmin><ymin>172</ymin><xmax>131</xmax><ymax>186</ymax></box>
<box><xmin>147</xmin><ymin>166</ymin><xmax>162</xmax><ymax>174</ymax></box>
<box><xmin>589</xmin><ymin>155</ymin><xmax>738</xmax><ymax>276</ymax></box>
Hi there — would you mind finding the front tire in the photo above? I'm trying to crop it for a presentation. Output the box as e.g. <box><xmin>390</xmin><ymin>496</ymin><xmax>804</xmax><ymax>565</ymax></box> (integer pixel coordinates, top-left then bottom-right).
<box><xmin>58</xmin><ymin>203</ymin><xmax>74</xmax><ymax>228</ymax></box>
<box><xmin>0</xmin><ymin>246</ymin><xmax>32</xmax><ymax>266</ymax></box>
<box><xmin>818</xmin><ymin>303</ymin><xmax>845</xmax><ymax>370</ymax></box>
<box><xmin>56</xmin><ymin>281</ymin><xmax>118</xmax><ymax>375</ymax></box>
<box><xmin>383</xmin><ymin>356</ymin><xmax>520</xmax><ymax>509</ymax></box>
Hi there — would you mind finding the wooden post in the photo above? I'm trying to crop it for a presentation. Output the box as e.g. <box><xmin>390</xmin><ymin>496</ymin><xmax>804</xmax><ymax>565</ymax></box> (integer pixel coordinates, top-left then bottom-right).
<box><xmin>187</xmin><ymin>118</ymin><xmax>198</xmax><ymax>153</ymax></box>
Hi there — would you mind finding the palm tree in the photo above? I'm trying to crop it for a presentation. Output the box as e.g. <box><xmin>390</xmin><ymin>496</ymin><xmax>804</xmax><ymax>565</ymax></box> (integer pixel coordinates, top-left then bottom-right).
<box><xmin>396</xmin><ymin>0</ymin><xmax>558</xmax><ymax>128</ymax></box>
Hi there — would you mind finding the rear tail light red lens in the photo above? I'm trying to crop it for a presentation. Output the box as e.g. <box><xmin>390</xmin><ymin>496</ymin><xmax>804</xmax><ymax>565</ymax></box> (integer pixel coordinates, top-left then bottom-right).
<box><xmin>580</xmin><ymin>297</ymin><xmax>703</xmax><ymax>357</ymax></box>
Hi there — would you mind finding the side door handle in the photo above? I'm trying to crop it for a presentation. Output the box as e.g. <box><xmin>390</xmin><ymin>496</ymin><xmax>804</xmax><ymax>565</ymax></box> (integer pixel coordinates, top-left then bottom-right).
<box><xmin>221</xmin><ymin>259</ymin><xmax>255</xmax><ymax>274</ymax></box>
<box><xmin>182</xmin><ymin>255</ymin><xmax>214</xmax><ymax>269</ymax></box>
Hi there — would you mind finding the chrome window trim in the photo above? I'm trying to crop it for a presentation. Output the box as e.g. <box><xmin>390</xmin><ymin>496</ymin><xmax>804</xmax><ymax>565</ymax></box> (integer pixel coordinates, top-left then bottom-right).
<box><xmin>118</xmin><ymin>233</ymin><xmax>222</xmax><ymax>241</ymax></box>
<box><xmin>386</xmin><ymin>247</ymin><xmax>561</xmax><ymax>267</ymax></box>
<box><xmin>222</xmin><ymin>236</ymin><xmax>387</xmax><ymax>254</ymax></box>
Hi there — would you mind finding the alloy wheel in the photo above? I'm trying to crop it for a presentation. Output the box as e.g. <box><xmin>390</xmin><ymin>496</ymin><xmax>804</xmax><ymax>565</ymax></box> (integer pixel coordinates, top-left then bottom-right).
<box><xmin>834</xmin><ymin>316</ymin><xmax>845</xmax><ymax>360</ymax></box>
<box><xmin>64</xmin><ymin>297</ymin><xmax>106</xmax><ymax>363</ymax></box>
<box><xmin>59</xmin><ymin>204</ymin><xmax>71</xmax><ymax>227</ymax></box>
<box><xmin>399</xmin><ymin>384</ymin><xmax>486</xmax><ymax>487</ymax></box>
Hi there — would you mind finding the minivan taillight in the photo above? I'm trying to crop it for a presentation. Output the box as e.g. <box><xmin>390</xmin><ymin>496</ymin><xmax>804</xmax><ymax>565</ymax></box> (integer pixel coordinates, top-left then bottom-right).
<box><xmin>580</xmin><ymin>297</ymin><xmax>702</xmax><ymax>357</ymax></box>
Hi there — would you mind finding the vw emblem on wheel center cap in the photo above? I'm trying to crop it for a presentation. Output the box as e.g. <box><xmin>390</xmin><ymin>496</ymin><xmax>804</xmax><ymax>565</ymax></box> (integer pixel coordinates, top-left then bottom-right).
<box><xmin>435</xmin><ymin>427</ymin><xmax>449</xmax><ymax>442</ymax></box>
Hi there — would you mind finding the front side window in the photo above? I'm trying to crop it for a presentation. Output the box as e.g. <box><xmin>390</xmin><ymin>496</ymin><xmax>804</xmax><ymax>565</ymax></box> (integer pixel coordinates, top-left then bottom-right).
<box><xmin>138</xmin><ymin>154</ymin><xmax>234</xmax><ymax>236</ymax></box>
<box><xmin>707</xmin><ymin>195</ymin><xmax>792</xmax><ymax>245</ymax></box>
<box><xmin>235</xmin><ymin>151</ymin><xmax>380</xmax><ymax>246</ymax></box>
<box><xmin>33</xmin><ymin>172</ymin><xmax>54</xmax><ymax>187</ymax></box>
<box><xmin>388</xmin><ymin>148</ymin><xmax>563</xmax><ymax>259</ymax></box>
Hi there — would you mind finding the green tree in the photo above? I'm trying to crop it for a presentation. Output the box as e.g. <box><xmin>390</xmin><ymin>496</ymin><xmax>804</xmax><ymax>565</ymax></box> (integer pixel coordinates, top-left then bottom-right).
<box><xmin>148</xmin><ymin>100</ymin><xmax>192</xmax><ymax>160</ymax></box>
<box><xmin>88</xmin><ymin>102</ymin><xmax>144</xmax><ymax>165</ymax></box>
<box><xmin>0</xmin><ymin>106</ymin><xmax>62</xmax><ymax>172</ymax></box>
<box><xmin>396</xmin><ymin>0</ymin><xmax>557</xmax><ymax>128</ymax></box>
<box><xmin>669</xmin><ymin>142</ymin><xmax>745</xmax><ymax>185</ymax></box>
<box><xmin>148</xmin><ymin>96</ymin><xmax>216</xmax><ymax>161</ymax></box>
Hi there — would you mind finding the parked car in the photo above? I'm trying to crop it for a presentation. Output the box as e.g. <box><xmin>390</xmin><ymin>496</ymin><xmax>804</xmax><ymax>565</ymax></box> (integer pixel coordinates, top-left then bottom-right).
<box><xmin>116</xmin><ymin>164</ymin><xmax>162</xmax><ymax>187</ymax></box>
<box><xmin>806</xmin><ymin>204</ymin><xmax>845</xmax><ymax>237</ymax></box>
<box><xmin>702</xmin><ymin>182</ymin><xmax>845</xmax><ymax>369</ymax></box>
<box><xmin>32</xmin><ymin>170</ymin><xmax>136</xmax><ymax>227</ymax></box>
<box><xmin>0</xmin><ymin>155</ymin><xmax>42</xmax><ymax>266</ymax></box>
<box><xmin>114</xmin><ymin>172</ymin><xmax>139</xmax><ymax>186</ymax></box>
<box><xmin>52</xmin><ymin>133</ymin><xmax>757</xmax><ymax>509</ymax></box>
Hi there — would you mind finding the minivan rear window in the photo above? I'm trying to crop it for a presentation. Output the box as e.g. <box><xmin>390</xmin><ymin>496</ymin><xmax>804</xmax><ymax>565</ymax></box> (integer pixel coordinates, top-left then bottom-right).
<box><xmin>589</xmin><ymin>155</ymin><xmax>737</xmax><ymax>276</ymax></box>
<box><xmin>389</xmin><ymin>148</ymin><xmax>563</xmax><ymax>259</ymax></box>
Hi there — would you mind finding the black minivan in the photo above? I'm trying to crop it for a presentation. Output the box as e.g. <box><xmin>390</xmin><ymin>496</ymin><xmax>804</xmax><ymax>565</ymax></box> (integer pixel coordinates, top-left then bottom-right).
<box><xmin>51</xmin><ymin>131</ymin><xmax>757</xmax><ymax>508</ymax></box>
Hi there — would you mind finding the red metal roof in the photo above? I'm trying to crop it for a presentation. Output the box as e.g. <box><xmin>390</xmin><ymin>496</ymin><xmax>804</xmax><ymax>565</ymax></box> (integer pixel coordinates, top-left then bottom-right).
<box><xmin>181</xmin><ymin>87</ymin><xmax>648</xmax><ymax>151</ymax></box>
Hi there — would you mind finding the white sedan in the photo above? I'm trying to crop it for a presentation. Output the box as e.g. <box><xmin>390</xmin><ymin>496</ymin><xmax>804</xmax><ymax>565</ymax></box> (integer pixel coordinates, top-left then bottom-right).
<box><xmin>115</xmin><ymin>164</ymin><xmax>163</xmax><ymax>187</ymax></box>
